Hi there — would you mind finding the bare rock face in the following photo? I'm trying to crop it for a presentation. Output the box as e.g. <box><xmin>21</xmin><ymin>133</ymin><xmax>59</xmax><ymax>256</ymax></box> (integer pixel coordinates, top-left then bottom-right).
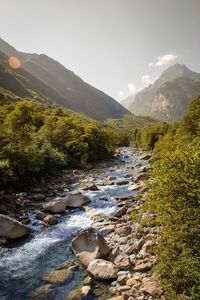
<box><xmin>87</xmin><ymin>259</ymin><xmax>118</xmax><ymax>280</ymax></box>
<box><xmin>71</xmin><ymin>228</ymin><xmax>110</xmax><ymax>267</ymax></box>
<box><xmin>64</xmin><ymin>192</ymin><xmax>91</xmax><ymax>208</ymax></box>
<box><xmin>0</xmin><ymin>214</ymin><xmax>29</xmax><ymax>239</ymax></box>
<box><xmin>43</xmin><ymin>200</ymin><xmax>66</xmax><ymax>213</ymax></box>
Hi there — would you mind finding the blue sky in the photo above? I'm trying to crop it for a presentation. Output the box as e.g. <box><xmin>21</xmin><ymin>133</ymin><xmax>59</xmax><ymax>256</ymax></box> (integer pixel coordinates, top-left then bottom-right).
<box><xmin>0</xmin><ymin>0</ymin><xmax>199</xmax><ymax>100</ymax></box>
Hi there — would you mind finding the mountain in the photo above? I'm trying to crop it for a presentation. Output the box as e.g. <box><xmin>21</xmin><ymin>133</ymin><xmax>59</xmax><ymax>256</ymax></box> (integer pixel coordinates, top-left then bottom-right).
<box><xmin>0</xmin><ymin>38</ymin><xmax>130</xmax><ymax>120</ymax></box>
<box><xmin>119</xmin><ymin>96</ymin><xmax>134</xmax><ymax>109</ymax></box>
<box><xmin>127</xmin><ymin>64</ymin><xmax>200</xmax><ymax>123</ymax></box>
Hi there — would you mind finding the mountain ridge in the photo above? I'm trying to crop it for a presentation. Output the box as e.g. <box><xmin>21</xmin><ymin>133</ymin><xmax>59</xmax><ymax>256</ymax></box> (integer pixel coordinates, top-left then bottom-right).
<box><xmin>0</xmin><ymin>37</ymin><xmax>130</xmax><ymax>120</ymax></box>
<box><xmin>126</xmin><ymin>64</ymin><xmax>200</xmax><ymax>123</ymax></box>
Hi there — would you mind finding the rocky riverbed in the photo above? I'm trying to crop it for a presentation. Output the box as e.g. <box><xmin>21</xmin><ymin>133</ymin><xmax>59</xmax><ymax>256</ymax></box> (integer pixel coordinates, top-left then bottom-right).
<box><xmin>0</xmin><ymin>147</ymin><xmax>164</xmax><ymax>300</ymax></box>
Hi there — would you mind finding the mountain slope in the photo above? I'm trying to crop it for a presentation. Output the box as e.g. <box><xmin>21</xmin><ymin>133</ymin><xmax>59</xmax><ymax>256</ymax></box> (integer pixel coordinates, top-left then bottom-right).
<box><xmin>0</xmin><ymin>38</ymin><xmax>130</xmax><ymax>120</ymax></box>
<box><xmin>127</xmin><ymin>64</ymin><xmax>200</xmax><ymax>123</ymax></box>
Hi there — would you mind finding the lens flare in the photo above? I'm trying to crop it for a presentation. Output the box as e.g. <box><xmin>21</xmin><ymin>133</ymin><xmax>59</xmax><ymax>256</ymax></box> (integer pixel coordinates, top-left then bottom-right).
<box><xmin>8</xmin><ymin>56</ymin><xmax>21</xmax><ymax>69</ymax></box>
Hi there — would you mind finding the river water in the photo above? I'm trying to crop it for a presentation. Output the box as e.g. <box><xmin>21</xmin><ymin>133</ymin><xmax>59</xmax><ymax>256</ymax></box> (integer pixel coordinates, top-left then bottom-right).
<box><xmin>0</xmin><ymin>148</ymin><xmax>148</xmax><ymax>300</ymax></box>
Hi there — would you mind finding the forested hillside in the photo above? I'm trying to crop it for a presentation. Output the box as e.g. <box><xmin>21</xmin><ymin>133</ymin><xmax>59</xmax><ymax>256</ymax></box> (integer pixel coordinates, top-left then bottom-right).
<box><xmin>133</xmin><ymin>97</ymin><xmax>200</xmax><ymax>300</ymax></box>
<box><xmin>0</xmin><ymin>96</ymin><xmax>114</xmax><ymax>187</ymax></box>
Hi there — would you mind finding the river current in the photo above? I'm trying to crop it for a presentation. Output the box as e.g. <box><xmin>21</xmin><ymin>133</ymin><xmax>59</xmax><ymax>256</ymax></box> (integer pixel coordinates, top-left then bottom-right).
<box><xmin>0</xmin><ymin>148</ymin><xmax>148</xmax><ymax>300</ymax></box>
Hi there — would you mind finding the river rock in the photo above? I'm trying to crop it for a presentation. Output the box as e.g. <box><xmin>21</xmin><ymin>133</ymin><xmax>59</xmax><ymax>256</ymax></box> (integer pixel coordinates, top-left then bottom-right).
<box><xmin>82</xmin><ymin>183</ymin><xmax>99</xmax><ymax>191</ymax></box>
<box><xmin>43</xmin><ymin>200</ymin><xmax>66</xmax><ymax>213</ymax></box>
<box><xmin>42</xmin><ymin>262</ymin><xmax>77</xmax><ymax>283</ymax></box>
<box><xmin>126</xmin><ymin>278</ymin><xmax>139</xmax><ymax>287</ymax></box>
<box><xmin>125</xmin><ymin>239</ymin><xmax>144</xmax><ymax>254</ymax></box>
<box><xmin>107</xmin><ymin>297</ymin><xmax>123</xmax><ymax>300</ymax></box>
<box><xmin>115</xmin><ymin>225</ymin><xmax>132</xmax><ymax>236</ymax></box>
<box><xmin>128</xmin><ymin>184</ymin><xmax>140</xmax><ymax>191</ymax></box>
<box><xmin>90</xmin><ymin>212</ymin><xmax>106</xmax><ymax>222</ymax></box>
<box><xmin>98</xmin><ymin>225</ymin><xmax>115</xmax><ymax>236</ymax></box>
<box><xmin>107</xmin><ymin>246</ymin><xmax>120</xmax><ymax>262</ymax></box>
<box><xmin>116</xmin><ymin>180</ymin><xmax>129</xmax><ymax>186</ymax></box>
<box><xmin>108</xmin><ymin>176</ymin><xmax>116</xmax><ymax>181</ymax></box>
<box><xmin>43</xmin><ymin>215</ymin><xmax>58</xmax><ymax>226</ymax></box>
<box><xmin>124</xmin><ymin>173</ymin><xmax>132</xmax><ymax>178</ymax></box>
<box><xmin>134</xmin><ymin>173</ymin><xmax>149</xmax><ymax>182</ymax></box>
<box><xmin>71</xmin><ymin>228</ymin><xmax>110</xmax><ymax>267</ymax></box>
<box><xmin>87</xmin><ymin>259</ymin><xmax>118</xmax><ymax>279</ymax></box>
<box><xmin>0</xmin><ymin>237</ymin><xmax>7</xmax><ymax>246</ymax></box>
<box><xmin>139</xmin><ymin>154</ymin><xmax>151</xmax><ymax>160</ymax></box>
<box><xmin>36</xmin><ymin>211</ymin><xmax>46</xmax><ymax>221</ymax></box>
<box><xmin>29</xmin><ymin>284</ymin><xmax>52</xmax><ymax>300</ymax></box>
<box><xmin>114</xmin><ymin>206</ymin><xmax>127</xmax><ymax>217</ymax></box>
<box><xmin>114</xmin><ymin>254</ymin><xmax>130</xmax><ymax>270</ymax></box>
<box><xmin>68</xmin><ymin>285</ymin><xmax>91</xmax><ymax>300</ymax></box>
<box><xmin>0</xmin><ymin>214</ymin><xmax>29</xmax><ymax>239</ymax></box>
<box><xmin>140</xmin><ymin>276</ymin><xmax>163</xmax><ymax>296</ymax></box>
<box><xmin>64</xmin><ymin>192</ymin><xmax>90</xmax><ymax>207</ymax></box>
<box><xmin>134</xmin><ymin>261</ymin><xmax>153</xmax><ymax>271</ymax></box>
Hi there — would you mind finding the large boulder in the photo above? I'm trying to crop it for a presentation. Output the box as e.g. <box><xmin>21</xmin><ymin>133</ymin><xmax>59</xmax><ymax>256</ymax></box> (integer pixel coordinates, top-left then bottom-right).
<box><xmin>43</xmin><ymin>199</ymin><xmax>66</xmax><ymax>213</ymax></box>
<box><xmin>71</xmin><ymin>228</ymin><xmax>110</xmax><ymax>267</ymax></box>
<box><xmin>0</xmin><ymin>214</ymin><xmax>29</xmax><ymax>239</ymax></box>
<box><xmin>87</xmin><ymin>259</ymin><xmax>118</xmax><ymax>279</ymax></box>
<box><xmin>64</xmin><ymin>192</ymin><xmax>91</xmax><ymax>208</ymax></box>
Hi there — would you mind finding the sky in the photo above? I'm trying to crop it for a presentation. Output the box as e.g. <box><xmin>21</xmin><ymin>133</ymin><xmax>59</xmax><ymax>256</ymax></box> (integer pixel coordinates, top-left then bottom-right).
<box><xmin>0</xmin><ymin>0</ymin><xmax>200</xmax><ymax>101</ymax></box>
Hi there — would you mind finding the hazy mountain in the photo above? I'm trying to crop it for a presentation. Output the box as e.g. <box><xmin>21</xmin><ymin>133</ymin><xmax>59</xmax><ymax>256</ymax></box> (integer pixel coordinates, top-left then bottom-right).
<box><xmin>127</xmin><ymin>64</ymin><xmax>200</xmax><ymax>123</ymax></box>
<box><xmin>0</xmin><ymin>38</ymin><xmax>130</xmax><ymax>120</ymax></box>
<box><xmin>119</xmin><ymin>96</ymin><xmax>134</xmax><ymax>109</ymax></box>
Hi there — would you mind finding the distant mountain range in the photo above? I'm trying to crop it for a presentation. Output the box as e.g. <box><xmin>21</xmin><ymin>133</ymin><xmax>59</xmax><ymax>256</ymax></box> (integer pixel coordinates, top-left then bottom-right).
<box><xmin>0</xmin><ymin>38</ymin><xmax>130</xmax><ymax>120</ymax></box>
<box><xmin>125</xmin><ymin>64</ymin><xmax>200</xmax><ymax>123</ymax></box>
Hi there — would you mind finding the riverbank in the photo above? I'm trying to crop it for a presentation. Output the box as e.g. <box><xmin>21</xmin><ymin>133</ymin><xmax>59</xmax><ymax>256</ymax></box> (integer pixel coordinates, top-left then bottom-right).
<box><xmin>0</xmin><ymin>147</ymin><xmax>164</xmax><ymax>300</ymax></box>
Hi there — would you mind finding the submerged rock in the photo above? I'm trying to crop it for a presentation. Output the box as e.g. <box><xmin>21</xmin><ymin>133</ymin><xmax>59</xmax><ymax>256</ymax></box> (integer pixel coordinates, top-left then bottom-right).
<box><xmin>0</xmin><ymin>214</ymin><xmax>29</xmax><ymax>239</ymax></box>
<box><xmin>64</xmin><ymin>192</ymin><xmax>91</xmax><ymax>208</ymax></box>
<box><xmin>87</xmin><ymin>259</ymin><xmax>118</xmax><ymax>280</ymax></box>
<box><xmin>42</xmin><ymin>262</ymin><xmax>78</xmax><ymax>283</ymax></box>
<box><xmin>29</xmin><ymin>284</ymin><xmax>52</xmax><ymax>300</ymax></box>
<box><xmin>68</xmin><ymin>285</ymin><xmax>91</xmax><ymax>300</ymax></box>
<box><xmin>71</xmin><ymin>228</ymin><xmax>110</xmax><ymax>267</ymax></box>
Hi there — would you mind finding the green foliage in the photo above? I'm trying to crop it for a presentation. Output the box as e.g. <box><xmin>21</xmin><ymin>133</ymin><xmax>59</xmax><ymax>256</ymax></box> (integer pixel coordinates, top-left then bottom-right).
<box><xmin>0</xmin><ymin>99</ymin><xmax>114</xmax><ymax>186</ymax></box>
<box><xmin>144</xmin><ymin>96</ymin><xmax>200</xmax><ymax>299</ymax></box>
<box><xmin>104</xmin><ymin>115</ymin><xmax>161</xmax><ymax>147</ymax></box>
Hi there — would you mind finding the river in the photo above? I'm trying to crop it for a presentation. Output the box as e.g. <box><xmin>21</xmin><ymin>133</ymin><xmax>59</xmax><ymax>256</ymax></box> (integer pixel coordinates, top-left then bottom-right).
<box><xmin>0</xmin><ymin>147</ymin><xmax>149</xmax><ymax>300</ymax></box>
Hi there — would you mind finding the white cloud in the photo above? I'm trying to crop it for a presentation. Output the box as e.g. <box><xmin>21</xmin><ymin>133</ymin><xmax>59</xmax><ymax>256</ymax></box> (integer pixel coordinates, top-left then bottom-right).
<box><xmin>128</xmin><ymin>83</ymin><xmax>137</xmax><ymax>95</ymax></box>
<box><xmin>141</xmin><ymin>75</ymin><xmax>152</xmax><ymax>85</ymax></box>
<box><xmin>118</xmin><ymin>83</ymin><xmax>138</xmax><ymax>101</ymax></box>
<box><xmin>119</xmin><ymin>90</ymin><xmax>125</xmax><ymax>100</ymax></box>
<box><xmin>149</xmin><ymin>53</ymin><xmax>178</xmax><ymax>67</ymax></box>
